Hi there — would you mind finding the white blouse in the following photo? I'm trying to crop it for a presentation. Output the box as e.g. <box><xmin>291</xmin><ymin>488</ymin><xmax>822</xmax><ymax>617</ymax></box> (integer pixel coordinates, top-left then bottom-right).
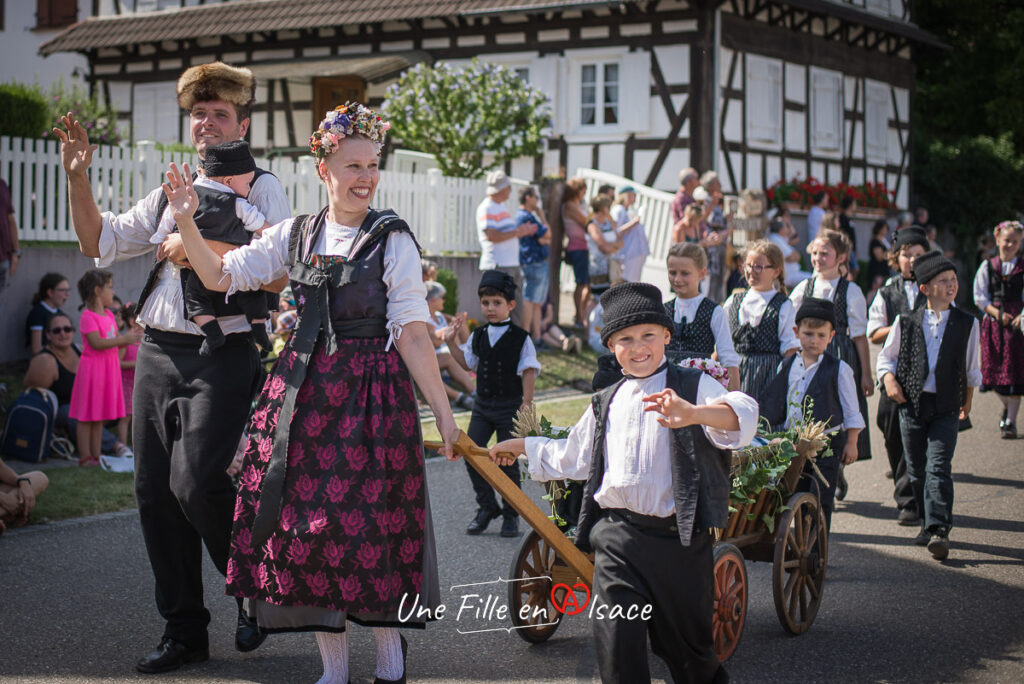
<box><xmin>722</xmin><ymin>288</ymin><xmax>800</xmax><ymax>354</ymax></box>
<box><xmin>789</xmin><ymin>275</ymin><xmax>868</xmax><ymax>338</ymax></box>
<box><xmin>671</xmin><ymin>294</ymin><xmax>741</xmax><ymax>368</ymax></box>
<box><xmin>221</xmin><ymin>216</ymin><xmax>430</xmax><ymax>345</ymax></box>
<box><xmin>524</xmin><ymin>368</ymin><xmax>758</xmax><ymax>518</ymax></box>
<box><xmin>783</xmin><ymin>353</ymin><xmax>865</xmax><ymax>431</ymax></box>
<box><xmin>973</xmin><ymin>257</ymin><xmax>1020</xmax><ymax>311</ymax></box>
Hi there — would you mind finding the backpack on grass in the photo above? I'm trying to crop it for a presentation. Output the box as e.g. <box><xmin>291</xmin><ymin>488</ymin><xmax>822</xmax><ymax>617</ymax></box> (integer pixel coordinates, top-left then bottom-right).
<box><xmin>1</xmin><ymin>388</ymin><xmax>58</xmax><ymax>463</ymax></box>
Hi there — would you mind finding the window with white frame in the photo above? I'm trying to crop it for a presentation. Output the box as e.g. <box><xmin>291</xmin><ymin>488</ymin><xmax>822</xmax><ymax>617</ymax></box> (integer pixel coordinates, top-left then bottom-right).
<box><xmin>810</xmin><ymin>68</ymin><xmax>843</xmax><ymax>153</ymax></box>
<box><xmin>865</xmin><ymin>81</ymin><xmax>890</xmax><ymax>162</ymax></box>
<box><xmin>580</xmin><ymin>62</ymin><xmax>619</xmax><ymax>126</ymax></box>
<box><xmin>745</xmin><ymin>55</ymin><xmax>783</xmax><ymax>147</ymax></box>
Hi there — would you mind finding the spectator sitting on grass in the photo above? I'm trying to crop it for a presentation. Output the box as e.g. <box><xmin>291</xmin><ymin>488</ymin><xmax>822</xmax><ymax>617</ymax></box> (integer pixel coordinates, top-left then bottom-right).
<box><xmin>25</xmin><ymin>273</ymin><xmax>71</xmax><ymax>356</ymax></box>
<box><xmin>426</xmin><ymin>280</ymin><xmax>476</xmax><ymax>410</ymax></box>
<box><xmin>539</xmin><ymin>299</ymin><xmax>582</xmax><ymax>354</ymax></box>
<box><xmin>0</xmin><ymin>457</ymin><xmax>48</xmax><ymax>533</ymax></box>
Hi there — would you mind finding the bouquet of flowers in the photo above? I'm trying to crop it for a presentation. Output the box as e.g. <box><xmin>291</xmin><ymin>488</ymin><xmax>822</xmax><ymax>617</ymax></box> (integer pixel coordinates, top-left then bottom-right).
<box><xmin>677</xmin><ymin>357</ymin><xmax>729</xmax><ymax>388</ymax></box>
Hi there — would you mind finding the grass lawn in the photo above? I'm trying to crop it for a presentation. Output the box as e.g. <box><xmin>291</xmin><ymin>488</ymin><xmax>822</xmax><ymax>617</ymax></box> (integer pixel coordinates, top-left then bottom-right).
<box><xmin>534</xmin><ymin>347</ymin><xmax>600</xmax><ymax>391</ymax></box>
<box><xmin>28</xmin><ymin>467</ymin><xmax>136</xmax><ymax>525</ymax></box>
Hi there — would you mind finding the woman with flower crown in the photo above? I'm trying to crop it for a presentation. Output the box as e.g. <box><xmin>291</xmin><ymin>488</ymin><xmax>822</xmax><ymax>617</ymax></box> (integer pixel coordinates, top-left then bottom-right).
<box><xmin>160</xmin><ymin>102</ymin><xmax>459</xmax><ymax>684</ymax></box>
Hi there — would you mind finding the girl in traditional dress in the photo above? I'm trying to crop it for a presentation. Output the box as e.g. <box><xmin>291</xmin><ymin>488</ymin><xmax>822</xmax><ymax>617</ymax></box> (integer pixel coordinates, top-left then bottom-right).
<box><xmin>974</xmin><ymin>220</ymin><xmax>1024</xmax><ymax>439</ymax></box>
<box><xmin>161</xmin><ymin>103</ymin><xmax>458</xmax><ymax>684</ymax></box>
<box><xmin>790</xmin><ymin>228</ymin><xmax>873</xmax><ymax>464</ymax></box>
<box><xmin>723</xmin><ymin>239</ymin><xmax>799</xmax><ymax>401</ymax></box>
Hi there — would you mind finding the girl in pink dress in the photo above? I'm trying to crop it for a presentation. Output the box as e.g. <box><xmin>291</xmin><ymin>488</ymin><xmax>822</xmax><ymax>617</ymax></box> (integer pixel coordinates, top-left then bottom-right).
<box><xmin>69</xmin><ymin>270</ymin><xmax>141</xmax><ymax>467</ymax></box>
<box><xmin>118</xmin><ymin>302</ymin><xmax>141</xmax><ymax>447</ymax></box>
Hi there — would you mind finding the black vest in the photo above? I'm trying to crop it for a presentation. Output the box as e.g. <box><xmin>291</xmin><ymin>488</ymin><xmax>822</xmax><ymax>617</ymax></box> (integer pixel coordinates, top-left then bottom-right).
<box><xmin>807</xmin><ymin>276</ymin><xmax>850</xmax><ymax>337</ymax></box>
<box><xmin>895</xmin><ymin>306</ymin><xmax>973</xmax><ymax>414</ymax></box>
<box><xmin>665</xmin><ymin>297</ymin><xmax>718</xmax><ymax>362</ymax></box>
<box><xmin>760</xmin><ymin>353</ymin><xmax>847</xmax><ymax>456</ymax></box>
<box><xmin>987</xmin><ymin>257</ymin><xmax>1024</xmax><ymax>306</ymax></box>
<box><xmin>878</xmin><ymin>276</ymin><xmax>922</xmax><ymax>325</ymax></box>
<box><xmin>188</xmin><ymin>185</ymin><xmax>250</xmax><ymax>246</ymax></box>
<box><xmin>472</xmin><ymin>324</ymin><xmax>529</xmax><ymax>401</ymax></box>
<box><xmin>575</xmin><ymin>364</ymin><xmax>731</xmax><ymax>551</ymax></box>
<box><xmin>728</xmin><ymin>289</ymin><xmax>788</xmax><ymax>354</ymax></box>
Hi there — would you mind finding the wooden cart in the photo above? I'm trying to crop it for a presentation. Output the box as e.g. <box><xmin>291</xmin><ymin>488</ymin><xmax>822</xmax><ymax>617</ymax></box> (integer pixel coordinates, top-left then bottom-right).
<box><xmin>425</xmin><ymin>433</ymin><xmax>827</xmax><ymax>662</ymax></box>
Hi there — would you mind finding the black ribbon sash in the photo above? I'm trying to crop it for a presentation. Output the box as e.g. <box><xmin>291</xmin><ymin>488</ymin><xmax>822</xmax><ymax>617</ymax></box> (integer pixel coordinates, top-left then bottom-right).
<box><xmin>250</xmin><ymin>208</ymin><xmax>387</xmax><ymax>549</ymax></box>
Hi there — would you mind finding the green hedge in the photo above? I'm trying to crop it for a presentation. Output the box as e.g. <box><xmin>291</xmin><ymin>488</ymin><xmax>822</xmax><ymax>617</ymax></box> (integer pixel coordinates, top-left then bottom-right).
<box><xmin>0</xmin><ymin>83</ymin><xmax>49</xmax><ymax>139</ymax></box>
<box><xmin>436</xmin><ymin>267</ymin><xmax>459</xmax><ymax>316</ymax></box>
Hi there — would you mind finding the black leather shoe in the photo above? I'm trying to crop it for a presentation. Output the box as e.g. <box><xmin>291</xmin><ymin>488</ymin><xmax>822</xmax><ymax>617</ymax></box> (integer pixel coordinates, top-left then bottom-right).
<box><xmin>500</xmin><ymin>516</ymin><xmax>521</xmax><ymax>538</ymax></box>
<box><xmin>135</xmin><ymin>637</ymin><xmax>209</xmax><ymax>674</ymax></box>
<box><xmin>235</xmin><ymin>608</ymin><xmax>267</xmax><ymax>652</ymax></box>
<box><xmin>373</xmin><ymin>634</ymin><xmax>407</xmax><ymax>684</ymax></box>
<box><xmin>835</xmin><ymin>467</ymin><xmax>849</xmax><ymax>501</ymax></box>
<box><xmin>466</xmin><ymin>508</ymin><xmax>500</xmax><ymax>535</ymax></box>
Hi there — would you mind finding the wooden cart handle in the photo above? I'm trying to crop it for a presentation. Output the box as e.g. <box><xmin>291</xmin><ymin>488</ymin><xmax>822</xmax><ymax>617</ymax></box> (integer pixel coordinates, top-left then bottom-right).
<box><xmin>424</xmin><ymin>430</ymin><xmax>594</xmax><ymax>584</ymax></box>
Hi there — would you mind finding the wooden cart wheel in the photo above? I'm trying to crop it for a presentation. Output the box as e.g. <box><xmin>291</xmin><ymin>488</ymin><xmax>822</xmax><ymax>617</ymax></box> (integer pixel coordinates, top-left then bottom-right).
<box><xmin>772</xmin><ymin>491</ymin><xmax>828</xmax><ymax>635</ymax></box>
<box><xmin>712</xmin><ymin>543</ymin><xmax>747</xmax><ymax>662</ymax></box>
<box><xmin>508</xmin><ymin>530</ymin><xmax>566</xmax><ymax>643</ymax></box>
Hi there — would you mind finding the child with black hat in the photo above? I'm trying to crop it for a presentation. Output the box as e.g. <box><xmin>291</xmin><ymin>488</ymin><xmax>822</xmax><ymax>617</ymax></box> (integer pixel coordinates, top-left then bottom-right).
<box><xmin>867</xmin><ymin>226</ymin><xmax>929</xmax><ymax>526</ymax></box>
<box><xmin>445</xmin><ymin>269</ymin><xmax>540</xmax><ymax>538</ymax></box>
<box><xmin>154</xmin><ymin>139</ymin><xmax>274</xmax><ymax>355</ymax></box>
<box><xmin>876</xmin><ymin>250</ymin><xmax>981</xmax><ymax>560</ymax></box>
<box><xmin>760</xmin><ymin>297</ymin><xmax>865</xmax><ymax>531</ymax></box>
<box><xmin>489</xmin><ymin>282</ymin><xmax>757</xmax><ymax>684</ymax></box>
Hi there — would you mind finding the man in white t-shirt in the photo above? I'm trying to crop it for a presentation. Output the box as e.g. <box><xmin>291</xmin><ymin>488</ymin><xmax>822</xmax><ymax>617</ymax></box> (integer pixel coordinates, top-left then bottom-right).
<box><xmin>476</xmin><ymin>170</ymin><xmax>534</xmax><ymax>323</ymax></box>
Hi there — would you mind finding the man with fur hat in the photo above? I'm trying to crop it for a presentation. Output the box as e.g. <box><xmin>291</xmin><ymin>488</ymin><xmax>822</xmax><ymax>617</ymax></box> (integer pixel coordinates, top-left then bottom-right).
<box><xmin>876</xmin><ymin>250</ymin><xmax>981</xmax><ymax>561</ymax></box>
<box><xmin>490</xmin><ymin>282</ymin><xmax>758</xmax><ymax>684</ymax></box>
<box><xmin>53</xmin><ymin>61</ymin><xmax>289</xmax><ymax>672</ymax></box>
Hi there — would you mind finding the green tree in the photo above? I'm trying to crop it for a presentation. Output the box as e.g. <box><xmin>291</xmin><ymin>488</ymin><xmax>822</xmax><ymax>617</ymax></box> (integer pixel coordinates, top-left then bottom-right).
<box><xmin>383</xmin><ymin>59</ymin><xmax>551</xmax><ymax>178</ymax></box>
<box><xmin>0</xmin><ymin>83</ymin><xmax>49</xmax><ymax>138</ymax></box>
<box><xmin>41</xmin><ymin>78</ymin><xmax>122</xmax><ymax>146</ymax></box>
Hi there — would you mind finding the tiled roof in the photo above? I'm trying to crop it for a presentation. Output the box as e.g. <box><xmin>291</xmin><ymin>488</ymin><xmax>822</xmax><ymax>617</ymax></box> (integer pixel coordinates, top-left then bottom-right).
<box><xmin>39</xmin><ymin>0</ymin><xmax>634</xmax><ymax>55</ymax></box>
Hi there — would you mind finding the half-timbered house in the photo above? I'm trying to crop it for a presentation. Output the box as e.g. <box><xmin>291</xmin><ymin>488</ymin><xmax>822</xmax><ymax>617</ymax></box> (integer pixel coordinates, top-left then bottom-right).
<box><xmin>40</xmin><ymin>0</ymin><xmax>938</xmax><ymax>205</ymax></box>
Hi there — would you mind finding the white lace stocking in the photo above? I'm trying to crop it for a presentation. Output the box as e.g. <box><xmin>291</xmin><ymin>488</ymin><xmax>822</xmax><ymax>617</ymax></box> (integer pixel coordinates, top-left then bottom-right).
<box><xmin>372</xmin><ymin>627</ymin><xmax>404</xmax><ymax>681</ymax></box>
<box><xmin>314</xmin><ymin>629</ymin><xmax>349</xmax><ymax>684</ymax></box>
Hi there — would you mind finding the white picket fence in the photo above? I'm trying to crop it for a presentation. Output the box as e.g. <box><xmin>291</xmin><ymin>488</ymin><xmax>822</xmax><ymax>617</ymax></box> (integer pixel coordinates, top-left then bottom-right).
<box><xmin>0</xmin><ymin>136</ymin><xmax>528</xmax><ymax>254</ymax></box>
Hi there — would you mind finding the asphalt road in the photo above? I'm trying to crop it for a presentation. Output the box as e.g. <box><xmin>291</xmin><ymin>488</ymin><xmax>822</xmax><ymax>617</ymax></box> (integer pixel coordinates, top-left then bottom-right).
<box><xmin>1</xmin><ymin>388</ymin><xmax>1022</xmax><ymax>684</ymax></box>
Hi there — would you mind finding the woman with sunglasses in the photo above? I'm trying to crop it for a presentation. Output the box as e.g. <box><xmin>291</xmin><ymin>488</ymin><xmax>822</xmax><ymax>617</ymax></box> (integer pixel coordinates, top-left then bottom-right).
<box><xmin>22</xmin><ymin>313</ymin><xmax>133</xmax><ymax>460</ymax></box>
<box><xmin>25</xmin><ymin>273</ymin><xmax>71</xmax><ymax>355</ymax></box>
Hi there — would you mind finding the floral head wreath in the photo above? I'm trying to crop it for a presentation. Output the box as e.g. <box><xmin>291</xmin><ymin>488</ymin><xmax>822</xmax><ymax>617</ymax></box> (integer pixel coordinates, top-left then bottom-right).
<box><xmin>309</xmin><ymin>102</ymin><xmax>390</xmax><ymax>160</ymax></box>
<box><xmin>994</xmin><ymin>220</ymin><xmax>1023</xmax><ymax>237</ymax></box>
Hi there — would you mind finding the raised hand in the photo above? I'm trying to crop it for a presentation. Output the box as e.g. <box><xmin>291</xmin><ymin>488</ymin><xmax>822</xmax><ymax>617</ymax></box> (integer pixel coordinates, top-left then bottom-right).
<box><xmin>162</xmin><ymin>163</ymin><xmax>199</xmax><ymax>222</ymax></box>
<box><xmin>52</xmin><ymin>113</ymin><xmax>98</xmax><ymax>177</ymax></box>
<box><xmin>642</xmin><ymin>388</ymin><xmax>697</xmax><ymax>428</ymax></box>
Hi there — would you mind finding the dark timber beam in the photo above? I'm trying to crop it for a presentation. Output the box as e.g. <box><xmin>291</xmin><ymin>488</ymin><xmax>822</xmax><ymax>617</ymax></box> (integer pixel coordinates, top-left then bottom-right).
<box><xmin>688</xmin><ymin>0</ymin><xmax>717</xmax><ymax>174</ymax></box>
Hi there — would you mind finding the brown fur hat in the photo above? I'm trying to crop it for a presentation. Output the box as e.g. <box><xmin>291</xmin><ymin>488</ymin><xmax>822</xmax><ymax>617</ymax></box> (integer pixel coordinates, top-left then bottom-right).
<box><xmin>177</xmin><ymin>61</ymin><xmax>256</xmax><ymax>112</ymax></box>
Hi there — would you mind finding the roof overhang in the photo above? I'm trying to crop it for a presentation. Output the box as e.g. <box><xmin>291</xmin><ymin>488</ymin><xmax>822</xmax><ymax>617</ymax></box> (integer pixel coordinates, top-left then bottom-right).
<box><xmin>779</xmin><ymin>0</ymin><xmax>946</xmax><ymax>49</ymax></box>
<box><xmin>247</xmin><ymin>51</ymin><xmax>431</xmax><ymax>84</ymax></box>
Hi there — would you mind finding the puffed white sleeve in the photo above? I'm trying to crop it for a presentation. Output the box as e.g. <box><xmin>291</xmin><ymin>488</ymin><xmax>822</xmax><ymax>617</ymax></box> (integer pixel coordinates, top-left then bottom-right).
<box><xmin>846</xmin><ymin>283</ymin><xmax>868</xmax><ymax>337</ymax></box>
<box><xmin>711</xmin><ymin>305</ymin><xmax>740</xmax><ymax>368</ymax></box>
<box><xmin>95</xmin><ymin>187</ymin><xmax>164</xmax><ymax>266</ymax></box>
<box><xmin>517</xmin><ymin>336</ymin><xmax>542</xmax><ymax>376</ymax></box>
<box><xmin>836</xmin><ymin>361</ymin><xmax>866</xmax><ymax>429</ymax></box>
<box><xmin>458</xmin><ymin>337</ymin><xmax>479</xmax><ymax>371</ymax></box>
<box><xmin>248</xmin><ymin>173</ymin><xmax>292</xmax><ymax>225</ymax></box>
<box><xmin>788</xmin><ymin>279</ymin><xmax>807</xmax><ymax>313</ymax></box>
<box><xmin>696</xmin><ymin>373</ymin><xmax>758</xmax><ymax>449</ymax></box>
<box><xmin>383</xmin><ymin>231</ymin><xmax>431</xmax><ymax>342</ymax></box>
<box><xmin>525</xmin><ymin>408</ymin><xmax>595</xmax><ymax>482</ymax></box>
<box><xmin>966</xmin><ymin>318</ymin><xmax>982</xmax><ymax>387</ymax></box>
<box><xmin>866</xmin><ymin>289</ymin><xmax>889</xmax><ymax>339</ymax></box>
<box><xmin>150</xmin><ymin>206</ymin><xmax>177</xmax><ymax>246</ymax></box>
<box><xmin>220</xmin><ymin>218</ymin><xmax>292</xmax><ymax>293</ymax></box>
<box><xmin>777</xmin><ymin>299</ymin><xmax>799</xmax><ymax>354</ymax></box>
<box><xmin>875</xmin><ymin>316</ymin><xmax>901</xmax><ymax>381</ymax></box>
<box><xmin>235</xmin><ymin>198</ymin><xmax>268</xmax><ymax>232</ymax></box>
<box><xmin>973</xmin><ymin>262</ymin><xmax>992</xmax><ymax>311</ymax></box>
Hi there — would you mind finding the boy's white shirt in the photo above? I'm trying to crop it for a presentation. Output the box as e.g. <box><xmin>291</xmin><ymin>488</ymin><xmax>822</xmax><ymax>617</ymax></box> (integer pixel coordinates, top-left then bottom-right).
<box><xmin>866</xmin><ymin>275</ymin><xmax>920</xmax><ymax>337</ymax></box>
<box><xmin>150</xmin><ymin>176</ymin><xmax>267</xmax><ymax>245</ymax></box>
<box><xmin>783</xmin><ymin>353</ymin><xmax>865</xmax><ymax>431</ymax></box>
<box><xmin>876</xmin><ymin>309</ymin><xmax>982</xmax><ymax>392</ymax></box>
<box><xmin>457</xmin><ymin>319</ymin><xmax>541</xmax><ymax>376</ymax></box>
<box><xmin>525</xmin><ymin>367</ymin><xmax>758</xmax><ymax>519</ymax></box>
<box><xmin>670</xmin><ymin>294</ymin><xmax>741</xmax><ymax>368</ymax></box>
<box><xmin>722</xmin><ymin>288</ymin><xmax>799</xmax><ymax>354</ymax></box>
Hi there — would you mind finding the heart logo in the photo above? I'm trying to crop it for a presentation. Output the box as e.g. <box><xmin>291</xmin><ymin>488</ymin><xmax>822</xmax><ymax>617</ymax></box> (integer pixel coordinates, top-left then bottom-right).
<box><xmin>550</xmin><ymin>582</ymin><xmax>591</xmax><ymax>615</ymax></box>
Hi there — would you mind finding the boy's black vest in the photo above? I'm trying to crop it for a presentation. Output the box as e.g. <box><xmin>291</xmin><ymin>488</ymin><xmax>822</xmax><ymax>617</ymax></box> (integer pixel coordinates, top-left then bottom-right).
<box><xmin>728</xmin><ymin>289</ymin><xmax>788</xmax><ymax>354</ymax></box>
<box><xmin>664</xmin><ymin>297</ymin><xmax>717</xmax><ymax>361</ymax></box>
<box><xmin>760</xmin><ymin>353</ymin><xmax>847</xmax><ymax>456</ymax></box>
<box><xmin>987</xmin><ymin>257</ymin><xmax>1024</xmax><ymax>306</ymax></box>
<box><xmin>137</xmin><ymin>168</ymin><xmax>276</xmax><ymax>314</ymax></box>
<box><xmin>894</xmin><ymin>306</ymin><xmax>973</xmax><ymax>414</ymax></box>
<box><xmin>575</xmin><ymin>364</ymin><xmax>731</xmax><ymax>551</ymax></box>
<box><xmin>471</xmin><ymin>323</ymin><xmax>529</xmax><ymax>401</ymax></box>
<box><xmin>878</xmin><ymin>275</ymin><xmax>923</xmax><ymax>324</ymax></box>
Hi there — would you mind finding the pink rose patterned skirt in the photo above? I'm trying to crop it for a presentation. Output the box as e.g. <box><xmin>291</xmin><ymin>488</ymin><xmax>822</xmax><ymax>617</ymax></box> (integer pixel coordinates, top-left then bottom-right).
<box><xmin>226</xmin><ymin>336</ymin><xmax>441</xmax><ymax>632</ymax></box>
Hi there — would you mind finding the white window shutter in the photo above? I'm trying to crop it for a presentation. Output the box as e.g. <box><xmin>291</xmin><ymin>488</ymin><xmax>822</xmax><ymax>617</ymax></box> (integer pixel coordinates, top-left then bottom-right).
<box><xmin>620</xmin><ymin>50</ymin><xmax>651</xmax><ymax>133</ymax></box>
<box><xmin>133</xmin><ymin>82</ymin><xmax>181</xmax><ymax>144</ymax></box>
<box><xmin>746</xmin><ymin>56</ymin><xmax>782</xmax><ymax>146</ymax></box>
<box><xmin>530</xmin><ymin>55</ymin><xmax>564</xmax><ymax>134</ymax></box>
<box><xmin>810</xmin><ymin>68</ymin><xmax>842</xmax><ymax>152</ymax></box>
<box><xmin>865</xmin><ymin>80</ymin><xmax>890</xmax><ymax>162</ymax></box>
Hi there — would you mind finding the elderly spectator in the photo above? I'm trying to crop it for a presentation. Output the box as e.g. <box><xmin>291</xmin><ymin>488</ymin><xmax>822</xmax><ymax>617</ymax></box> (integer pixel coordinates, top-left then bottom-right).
<box><xmin>768</xmin><ymin>210</ymin><xmax>812</xmax><ymax>288</ymax></box>
<box><xmin>477</xmin><ymin>170</ymin><xmax>531</xmax><ymax>323</ymax></box>
<box><xmin>610</xmin><ymin>185</ymin><xmax>650</xmax><ymax>282</ymax></box>
<box><xmin>0</xmin><ymin>457</ymin><xmax>48</xmax><ymax>533</ymax></box>
<box><xmin>0</xmin><ymin>175</ymin><xmax>19</xmax><ymax>290</ymax></box>
<box><xmin>25</xmin><ymin>273</ymin><xmax>71</xmax><ymax>355</ymax></box>
<box><xmin>562</xmin><ymin>177</ymin><xmax>591</xmax><ymax>326</ymax></box>
<box><xmin>586</xmin><ymin>196</ymin><xmax>623</xmax><ymax>300</ymax></box>
<box><xmin>699</xmin><ymin>170</ymin><xmax>731</xmax><ymax>303</ymax></box>
<box><xmin>837</xmin><ymin>196</ymin><xmax>860</xmax><ymax>281</ymax></box>
<box><xmin>515</xmin><ymin>186</ymin><xmax>552</xmax><ymax>347</ymax></box>
<box><xmin>421</xmin><ymin>258</ymin><xmax>439</xmax><ymax>282</ymax></box>
<box><xmin>897</xmin><ymin>211</ymin><xmax>914</xmax><ymax>231</ymax></box>
<box><xmin>806</xmin><ymin>191</ymin><xmax>829</xmax><ymax>243</ymax></box>
<box><xmin>671</xmin><ymin>167</ymin><xmax>700</xmax><ymax>223</ymax></box>
<box><xmin>425</xmin><ymin>281</ymin><xmax>476</xmax><ymax>409</ymax></box>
